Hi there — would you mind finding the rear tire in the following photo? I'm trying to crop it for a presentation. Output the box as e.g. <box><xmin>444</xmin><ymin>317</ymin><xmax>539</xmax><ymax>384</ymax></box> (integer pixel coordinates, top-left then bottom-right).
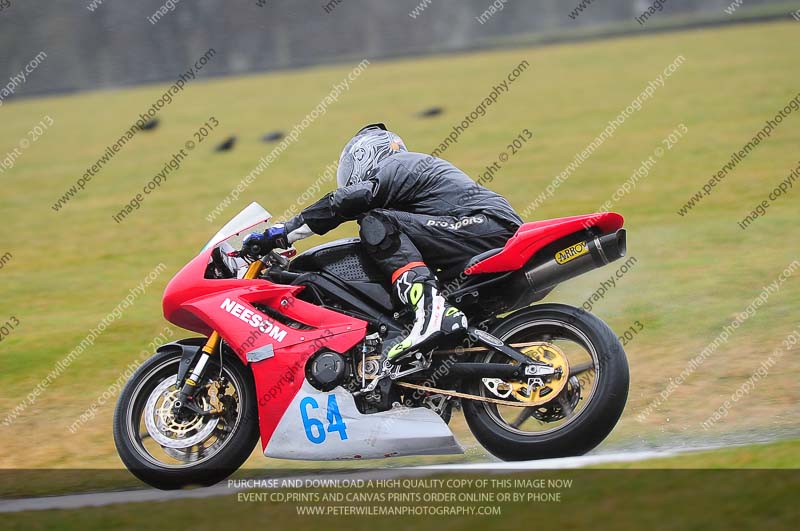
<box><xmin>462</xmin><ymin>304</ymin><xmax>629</xmax><ymax>461</ymax></box>
<box><xmin>113</xmin><ymin>349</ymin><xmax>259</xmax><ymax>489</ymax></box>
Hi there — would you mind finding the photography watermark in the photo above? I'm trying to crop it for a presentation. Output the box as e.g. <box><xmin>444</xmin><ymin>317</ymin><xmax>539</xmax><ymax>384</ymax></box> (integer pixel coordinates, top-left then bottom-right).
<box><xmin>0</xmin><ymin>115</ymin><xmax>54</xmax><ymax>175</ymax></box>
<box><xmin>475</xmin><ymin>0</ymin><xmax>510</xmax><ymax>25</ymax></box>
<box><xmin>257</xmin><ymin>360</ymin><xmax>305</xmax><ymax>409</ymax></box>
<box><xmin>430</xmin><ymin>60</ymin><xmax>529</xmax><ymax>158</ymax></box>
<box><xmin>231</xmin><ymin>477</ymin><xmax>573</xmax><ymax>516</ymax></box>
<box><xmin>0</xmin><ymin>251</ymin><xmax>12</xmax><ymax>271</ymax></box>
<box><xmin>635</xmin><ymin>0</ymin><xmax>672</xmax><ymax>26</ymax></box>
<box><xmin>275</xmin><ymin>159</ymin><xmax>338</xmax><ymax>222</ymax></box>
<box><xmin>460</xmin><ymin>127</ymin><xmax>533</xmax><ymax>202</ymax></box>
<box><xmin>677</xmin><ymin>91</ymin><xmax>800</xmax><ymax>217</ymax></box>
<box><xmin>408</xmin><ymin>0</ymin><xmax>434</xmax><ymax>19</ymax></box>
<box><xmin>700</xmin><ymin>327</ymin><xmax>797</xmax><ymax>430</ymax></box>
<box><xmin>323</xmin><ymin>0</ymin><xmax>344</xmax><ymax>14</ymax></box>
<box><xmin>581</xmin><ymin>124</ymin><xmax>688</xmax><ymax>228</ymax></box>
<box><xmin>147</xmin><ymin>0</ymin><xmax>183</xmax><ymax>24</ymax></box>
<box><xmin>0</xmin><ymin>50</ymin><xmax>47</xmax><ymax>107</ymax></box>
<box><xmin>66</xmin><ymin>327</ymin><xmax>175</xmax><ymax>434</ymax></box>
<box><xmin>737</xmin><ymin>158</ymin><xmax>799</xmax><ymax>230</ymax></box>
<box><xmin>520</xmin><ymin>55</ymin><xmax>686</xmax><ymax>219</ymax></box>
<box><xmin>618</xmin><ymin>320</ymin><xmax>645</xmax><ymax>347</ymax></box>
<box><xmin>86</xmin><ymin>0</ymin><xmax>106</xmax><ymax>12</ymax></box>
<box><xmin>1</xmin><ymin>263</ymin><xmax>168</xmax><ymax>428</ymax></box>
<box><xmin>51</xmin><ymin>49</ymin><xmax>216</xmax><ymax>212</ymax></box>
<box><xmin>635</xmin><ymin>260</ymin><xmax>800</xmax><ymax>422</ymax></box>
<box><xmin>724</xmin><ymin>0</ymin><xmax>745</xmax><ymax>15</ymax></box>
<box><xmin>580</xmin><ymin>256</ymin><xmax>638</xmax><ymax>312</ymax></box>
<box><xmin>568</xmin><ymin>0</ymin><xmax>597</xmax><ymax>21</ymax></box>
<box><xmin>0</xmin><ymin>316</ymin><xmax>20</xmax><ymax>344</ymax></box>
<box><xmin>112</xmin><ymin>117</ymin><xmax>220</xmax><ymax>224</ymax></box>
<box><xmin>206</xmin><ymin>59</ymin><xmax>370</xmax><ymax>223</ymax></box>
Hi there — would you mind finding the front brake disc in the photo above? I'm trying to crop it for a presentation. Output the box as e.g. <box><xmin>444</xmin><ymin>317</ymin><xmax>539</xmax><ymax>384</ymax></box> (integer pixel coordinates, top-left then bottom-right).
<box><xmin>144</xmin><ymin>378</ymin><xmax>219</xmax><ymax>449</ymax></box>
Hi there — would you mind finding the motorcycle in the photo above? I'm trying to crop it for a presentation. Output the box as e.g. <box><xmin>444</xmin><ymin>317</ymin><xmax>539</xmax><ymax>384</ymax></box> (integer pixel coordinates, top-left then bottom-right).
<box><xmin>113</xmin><ymin>202</ymin><xmax>630</xmax><ymax>489</ymax></box>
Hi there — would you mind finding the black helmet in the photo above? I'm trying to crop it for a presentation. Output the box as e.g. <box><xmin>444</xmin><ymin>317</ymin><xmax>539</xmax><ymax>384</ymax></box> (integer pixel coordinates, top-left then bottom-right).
<box><xmin>336</xmin><ymin>123</ymin><xmax>407</xmax><ymax>188</ymax></box>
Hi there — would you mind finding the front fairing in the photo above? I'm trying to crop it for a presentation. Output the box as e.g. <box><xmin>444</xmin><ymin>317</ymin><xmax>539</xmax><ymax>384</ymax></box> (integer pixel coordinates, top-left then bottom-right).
<box><xmin>162</xmin><ymin>199</ymin><xmax>367</xmax><ymax>350</ymax></box>
<box><xmin>163</xmin><ymin>202</ymin><xmax>274</xmax><ymax>333</ymax></box>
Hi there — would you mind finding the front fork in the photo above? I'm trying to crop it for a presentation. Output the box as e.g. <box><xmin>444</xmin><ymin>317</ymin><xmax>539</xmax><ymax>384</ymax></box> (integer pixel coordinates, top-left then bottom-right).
<box><xmin>172</xmin><ymin>259</ymin><xmax>266</xmax><ymax>416</ymax></box>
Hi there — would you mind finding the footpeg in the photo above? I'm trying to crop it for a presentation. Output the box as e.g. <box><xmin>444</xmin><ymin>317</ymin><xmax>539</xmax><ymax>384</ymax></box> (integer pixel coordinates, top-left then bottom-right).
<box><xmin>389</xmin><ymin>354</ymin><xmax>430</xmax><ymax>380</ymax></box>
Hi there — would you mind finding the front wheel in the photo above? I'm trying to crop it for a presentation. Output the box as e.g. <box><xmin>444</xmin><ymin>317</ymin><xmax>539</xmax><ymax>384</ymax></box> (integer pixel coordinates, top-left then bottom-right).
<box><xmin>462</xmin><ymin>304</ymin><xmax>629</xmax><ymax>461</ymax></box>
<box><xmin>113</xmin><ymin>347</ymin><xmax>259</xmax><ymax>489</ymax></box>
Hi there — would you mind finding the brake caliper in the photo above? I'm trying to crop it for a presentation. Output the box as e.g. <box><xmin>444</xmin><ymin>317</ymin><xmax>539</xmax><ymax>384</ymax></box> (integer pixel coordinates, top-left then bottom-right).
<box><xmin>206</xmin><ymin>381</ymin><xmax>224</xmax><ymax>415</ymax></box>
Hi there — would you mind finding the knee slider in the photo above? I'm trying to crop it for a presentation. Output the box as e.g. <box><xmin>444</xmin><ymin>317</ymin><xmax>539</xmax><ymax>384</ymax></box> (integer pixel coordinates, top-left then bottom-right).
<box><xmin>360</xmin><ymin>213</ymin><xmax>399</xmax><ymax>254</ymax></box>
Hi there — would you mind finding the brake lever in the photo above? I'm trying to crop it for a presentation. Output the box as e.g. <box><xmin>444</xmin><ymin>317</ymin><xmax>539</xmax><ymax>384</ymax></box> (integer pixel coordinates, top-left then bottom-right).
<box><xmin>269</xmin><ymin>249</ymin><xmax>291</xmax><ymax>269</ymax></box>
<box><xmin>228</xmin><ymin>247</ymin><xmax>294</xmax><ymax>267</ymax></box>
<box><xmin>279</xmin><ymin>248</ymin><xmax>297</xmax><ymax>259</ymax></box>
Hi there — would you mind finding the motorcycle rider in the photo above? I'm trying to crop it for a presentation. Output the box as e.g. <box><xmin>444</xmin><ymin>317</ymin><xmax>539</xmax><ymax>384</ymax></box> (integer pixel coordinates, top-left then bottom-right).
<box><xmin>243</xmin><ymin>123</ymin><xmax>522</xmax><ymax>363</ymax></box>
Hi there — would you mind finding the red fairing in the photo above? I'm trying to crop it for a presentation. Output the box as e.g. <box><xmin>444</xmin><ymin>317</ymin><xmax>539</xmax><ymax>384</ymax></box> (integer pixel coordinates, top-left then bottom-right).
<box><xmin>249</xmin><ymin>329</ymin><xmax>364</xmax><ymax>449</ymax></box>
<box><xmin>163</xmin><ymin>249</ymin><xmax>243</xmax><ymax>336</ymax></box>
<box><xmin>162</xmin><ymin>246</ymin><xmax>367</xmax><ymax>449</ymax></box>
<box><xmin>465</xmin><ymin>212</ymin><xmax>624</xmax><ymax>275</ymax></box>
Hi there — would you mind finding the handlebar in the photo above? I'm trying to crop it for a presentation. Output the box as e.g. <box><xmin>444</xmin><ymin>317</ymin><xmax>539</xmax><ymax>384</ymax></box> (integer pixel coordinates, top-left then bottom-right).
<box><xmin>233</xmin><ymin>245</ymin><xmax>296</xmax><ymax>269</ymax></box>
<box><xmin>269</xmin><ymin>250</ymin><xmax>290</xmax><ymax>269</ymax></box>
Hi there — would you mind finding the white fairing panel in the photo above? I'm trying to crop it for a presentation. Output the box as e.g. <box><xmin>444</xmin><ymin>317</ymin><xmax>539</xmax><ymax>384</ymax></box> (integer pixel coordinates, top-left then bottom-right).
<box><xmin>265</xmin><ymin>381</ymin><xmax>464</xmax><ymax>460</ymax></box>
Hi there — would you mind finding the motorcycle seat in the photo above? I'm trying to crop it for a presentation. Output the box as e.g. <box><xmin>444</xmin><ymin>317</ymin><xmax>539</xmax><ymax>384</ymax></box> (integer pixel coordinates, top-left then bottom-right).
<box><xmin>464</xmin><ymin>247</ymin><xmax>503</xmax><ymax>271</ymax></box>
<box><xmin>464</xmin><ymin>212</ymin><xmax>624</xmax><ymax>276</ymax></box>
<box><xmin>435</xmin><ymin>247</ymin><xmax>502</xmax><ymax>281</ymax></box>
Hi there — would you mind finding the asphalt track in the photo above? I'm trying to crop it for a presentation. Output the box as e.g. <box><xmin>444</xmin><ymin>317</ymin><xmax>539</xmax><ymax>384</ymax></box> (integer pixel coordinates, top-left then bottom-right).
<box><xmin>0</xmin><ymin>446</ymin><xmax>716</xmax><ymax>513</ymax></box>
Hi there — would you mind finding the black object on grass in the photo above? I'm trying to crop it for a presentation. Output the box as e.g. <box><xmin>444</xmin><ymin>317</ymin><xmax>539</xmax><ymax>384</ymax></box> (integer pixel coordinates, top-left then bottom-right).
<box><xmin>215</xmin><ymin>136</ymin><xmax>237</xmax><ymax>152</ymax></box>
<box><xmin>140</xmin><ymin>118</ymin><xmax>160</xmax><ymax>131</ymax></box>
<box><xmin>417</xmin><ymin>106</ymin><xmax>444</xmax><ymax>118</ymax></box>
<box><xmin>261</xmin><ymin>131</ymin><xmax>285</xmax><ymax>142</ymax></box>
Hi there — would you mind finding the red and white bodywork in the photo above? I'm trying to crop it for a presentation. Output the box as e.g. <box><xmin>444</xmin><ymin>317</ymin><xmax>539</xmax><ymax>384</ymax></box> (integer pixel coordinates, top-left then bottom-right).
<box><xmin>161</xmin><ymin>203</ymin><xmax>623</xmax><ymax>460</ymax></box>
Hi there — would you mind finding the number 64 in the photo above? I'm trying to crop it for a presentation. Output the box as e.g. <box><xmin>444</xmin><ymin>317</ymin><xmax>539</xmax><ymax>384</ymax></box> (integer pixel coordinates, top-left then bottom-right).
<box><xmin>299</xmin><ymin>395</ymin><xmax>348</xmax><ymax>444</ymax></box>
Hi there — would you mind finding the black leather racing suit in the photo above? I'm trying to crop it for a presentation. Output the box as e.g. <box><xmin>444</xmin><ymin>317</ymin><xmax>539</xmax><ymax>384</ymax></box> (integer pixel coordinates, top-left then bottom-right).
<box><xmin>285</xmin><ymin>152</ymin><xmax>523</xmax><ymax>278</ymax></box>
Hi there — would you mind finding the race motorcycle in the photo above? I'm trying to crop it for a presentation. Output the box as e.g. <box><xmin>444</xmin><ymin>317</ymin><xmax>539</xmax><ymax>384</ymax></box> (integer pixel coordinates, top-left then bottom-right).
<box><xmin>113</xmin><ymin>202</ymin><xmax>630</xmax><ymax>489</ymax></box>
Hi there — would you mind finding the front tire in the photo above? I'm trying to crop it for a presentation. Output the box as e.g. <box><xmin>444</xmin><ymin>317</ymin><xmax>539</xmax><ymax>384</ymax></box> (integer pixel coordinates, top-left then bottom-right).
<box><xmin>113</xmin><ymin>348</ymin><xmax>259</xmax><ymax>489</ymax></box>
<box><xmin>462</xmin><ymin>304</ymin><xmax>629</xmax><ymax>461</ymax></box>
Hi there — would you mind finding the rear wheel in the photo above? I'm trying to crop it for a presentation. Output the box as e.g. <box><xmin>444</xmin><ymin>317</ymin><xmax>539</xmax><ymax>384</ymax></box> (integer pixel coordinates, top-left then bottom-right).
<box><xmin>113</xmin><ymin>348</ymin><xmax>259</xmax><ymax>489</ymax></box>
<box><xmin>462</xmin><ymin>304</ymin><xmax>628</xmax><ymax>461</ymax></box>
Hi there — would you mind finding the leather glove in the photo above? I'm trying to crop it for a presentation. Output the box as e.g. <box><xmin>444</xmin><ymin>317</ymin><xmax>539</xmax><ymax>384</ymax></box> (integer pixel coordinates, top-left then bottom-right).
<box><xmin>241</xmin><ymin>224</ymin><xmax>288</xmax><ymax>258</ymax></box>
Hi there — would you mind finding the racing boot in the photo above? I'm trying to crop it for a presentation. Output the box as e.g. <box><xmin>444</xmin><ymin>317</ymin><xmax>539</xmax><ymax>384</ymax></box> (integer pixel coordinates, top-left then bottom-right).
<box><xmin>386</xmin><ymin>264</ymin><xmax>467</xmax><ymax>364</ymax></box>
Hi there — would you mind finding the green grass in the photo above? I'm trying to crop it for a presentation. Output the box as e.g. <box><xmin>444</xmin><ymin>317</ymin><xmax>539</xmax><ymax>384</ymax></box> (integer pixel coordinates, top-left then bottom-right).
<box><xmin>1</xmin><ymin>20</ymin><xmax>799</xmax><ymax>475</ymax></box>
<box><xmin>602</xmin><ymin>438</ymin><xmax>800</xmax><ymax>468</ymax></box>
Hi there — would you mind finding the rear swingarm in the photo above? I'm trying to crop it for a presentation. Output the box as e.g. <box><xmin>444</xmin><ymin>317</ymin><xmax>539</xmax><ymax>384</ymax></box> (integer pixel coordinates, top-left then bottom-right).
<box><xmin>463</xmin><ymin>327</ymin><xmax>556</xmax><ymax>377</ymax></box>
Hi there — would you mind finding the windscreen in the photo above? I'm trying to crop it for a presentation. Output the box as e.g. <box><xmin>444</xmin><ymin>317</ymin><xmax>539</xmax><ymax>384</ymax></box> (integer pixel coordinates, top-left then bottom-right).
<box><xmin>202</xmin><ymin>202</ymin><xmax>272</xmax><ymax>252</ymax></box>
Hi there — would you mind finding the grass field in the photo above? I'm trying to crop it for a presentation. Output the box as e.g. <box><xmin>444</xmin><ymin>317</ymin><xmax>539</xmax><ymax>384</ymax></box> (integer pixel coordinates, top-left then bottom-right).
<box><xmin>604</xmin><ymin>438</ymin><xmax>800</xmax><ymax>468</ymax></box>
<box><xmin>1</xmin><ymin>20</ymin><xmax>798</xmax><ymax>474</ymax></box>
